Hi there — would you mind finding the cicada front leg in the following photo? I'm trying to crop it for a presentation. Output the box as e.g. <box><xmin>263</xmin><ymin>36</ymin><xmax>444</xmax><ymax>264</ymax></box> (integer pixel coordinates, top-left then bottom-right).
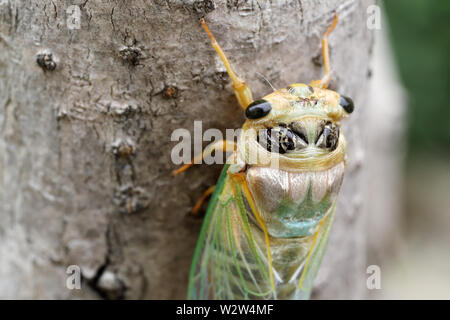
<box><xmin>172</xmin><ymin>139</ymin><xmax>236</xmax><ymax>214</ymax></box>
<box><xmin>174</xmin><ymin>19</ymin><xmax>253</xmax><ymax>214</ymax></box>
<box><xmin>200</xmin><ymin>18</ymin><xmax>254</xmax><ymax>109</ymax></box>
<box><xmin>310</xmin><ymin>12</ymin><xmax>338</xmax><ymax>89</ymax></box>
<box><xmin>172</xmin><ymin>140</ymin><xmax>237</xmax><ymax>176</ymax></box>
<box><xmin>173</xmin><ymin>19</ymin><xmax>254</xmax><ymax>175</ymax></box>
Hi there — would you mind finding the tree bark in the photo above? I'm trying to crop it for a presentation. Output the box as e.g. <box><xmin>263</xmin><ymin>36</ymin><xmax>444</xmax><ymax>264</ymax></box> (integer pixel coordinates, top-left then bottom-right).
<box><xmin>0</xmin><ymin>0</ymin><xmax>374</xmax><ymax>299</ymax></box>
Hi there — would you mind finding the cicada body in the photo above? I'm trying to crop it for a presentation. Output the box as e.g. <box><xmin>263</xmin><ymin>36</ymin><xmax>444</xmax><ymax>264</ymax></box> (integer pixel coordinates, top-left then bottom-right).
<box><xmin>187</xmin><ymin>83</ymin><xmax>352</xmax><ymax>299</ymax></box>
<box><xmin>175</xmin><ymin>14</ymin><xmax>354</xmax><ymax>300</ymax></box>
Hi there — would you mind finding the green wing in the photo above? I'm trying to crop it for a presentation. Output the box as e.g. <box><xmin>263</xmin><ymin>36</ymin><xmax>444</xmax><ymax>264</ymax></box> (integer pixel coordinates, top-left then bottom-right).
<box><xmin>187</xmin><ymin>164</ymin><xmax>337</xmax><ymax>300</ymax></box>
<box><xmin>296</xmin><ymin>203</ymin><xmax>336</xmax><ymax>299</ymax></box>
<box><xmin>187</xmin><ymin>164</ymin><xmax>275</xmax><ymax>299</ymax></box>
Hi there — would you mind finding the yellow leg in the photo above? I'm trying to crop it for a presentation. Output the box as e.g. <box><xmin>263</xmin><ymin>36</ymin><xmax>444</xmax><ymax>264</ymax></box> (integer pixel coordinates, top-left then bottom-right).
<box><xmin>172</xmin><ymin>140</ymin><xmax>237</xmax><ymax>176</ymax></box>
<box><xmin>200</xmin><ymin>18</ymin><xmax>254</xmax><ymax>109</ymax></box>
<box><xmin>191</xmin><ymin>185</ymin><xmax>216</xmax><ymax>215</ymax></box>
<box><xmin>310</xmin><ymin>12</ymin><xmax>338</xmax><ymax>89</ymax></box>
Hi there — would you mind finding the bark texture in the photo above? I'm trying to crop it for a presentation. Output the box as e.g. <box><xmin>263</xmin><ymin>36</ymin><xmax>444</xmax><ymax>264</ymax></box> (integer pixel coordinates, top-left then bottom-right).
<box><xmin>0</xmin><ymin>0</ymin><xmax>375</xmax><ymax>299</ymax></box>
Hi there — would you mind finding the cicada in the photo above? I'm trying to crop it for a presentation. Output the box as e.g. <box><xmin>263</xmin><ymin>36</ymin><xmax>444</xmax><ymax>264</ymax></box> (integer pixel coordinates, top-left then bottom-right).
<box><xmin>173</xmin><ymin>13</ymin><xmax>354</xmax><ymax>300</ymax></box>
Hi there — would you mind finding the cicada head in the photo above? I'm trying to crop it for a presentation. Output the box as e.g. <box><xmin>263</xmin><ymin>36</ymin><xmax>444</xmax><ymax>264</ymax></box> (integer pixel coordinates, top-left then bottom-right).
<box><xmin>238</xmin><ymin>83</ymin><xmax>354</xmax><ymax>172</ymax></box>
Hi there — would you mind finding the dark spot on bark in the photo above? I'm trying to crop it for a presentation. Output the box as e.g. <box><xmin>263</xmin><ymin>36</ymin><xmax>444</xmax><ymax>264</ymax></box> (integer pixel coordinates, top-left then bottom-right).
<box><xmin>111</xmin><ymin>139</ymin><xmax>135</xmax><ymax>158</ymax></box>
<box><xmin>226</xmin><ymin>0</ymin><xmax>256</xmax><ymax>12</ymax></box>
<box><xmin>86</xmin><ymin>257</ymin><xmax>127</xmax><ymax>300</ymax></box>
<box><xmin>36</xmin><ymin>52</ymin><xmax>56</xmax><ymax>71</ymax></box>
<box><xmin>113</xmin><ymin>185</ymin><xmax>150</xmax><ymax>214</ymax></box>
<box><xmin>312</xmin><ymin>47</ymin><xmax>332</xmax><ymax>67</ymax></box>
<box><xmin>119</xmin><ymin>46</ymin><xmax>142</xmax><ymax>66</ymax></box>
<box><xmin>163</xmin><ymin>85</ymin><xmax>179</xmax><ymax>99</ymax></box>
<box><xmin>96</xmin><ymin>270</ymin><xmax>126</xmax><ymax>300</ymax></box>
<box><xmin>312</xmin><ymin>53</ymin><xmax>323</xmax><ymax>67</ymax></box>
<box><xmin>367</xmin><ymin>68</ymin><xmax>373</xmax><ymax>79</ymax></box>
<box><xmin>193</xmin><ymin>0</ymin><xmax>216</xmax><ymax>16</ymax></box>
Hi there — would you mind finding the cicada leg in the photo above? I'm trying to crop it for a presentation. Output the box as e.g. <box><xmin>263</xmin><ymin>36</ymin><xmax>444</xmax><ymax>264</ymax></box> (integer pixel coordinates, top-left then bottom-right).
<box><xmin>191</xmin><ymin>185</ymin><xmax>216</xmax><ymax>215</ymax></box>
<box><xmin>310</xmin><ymin>12</ymin><xmax>338</xmax><ymax>89</ymax></box>
<box><xmin>172</xmin><ymin>140</ymin><xmax>237</xmax><ymax>176</ymax></box>
<box><xmin>200</xmin><ymin>18</ymin><xmax>254</xmax><ymax>109</ymax></box>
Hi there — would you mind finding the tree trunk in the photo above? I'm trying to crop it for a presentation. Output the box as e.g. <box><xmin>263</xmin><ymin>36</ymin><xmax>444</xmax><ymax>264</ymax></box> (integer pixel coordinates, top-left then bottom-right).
<box><xmin>0</xmin><ymin>0</ymin><xmax>375</xmax><ymax>299</ymax></box>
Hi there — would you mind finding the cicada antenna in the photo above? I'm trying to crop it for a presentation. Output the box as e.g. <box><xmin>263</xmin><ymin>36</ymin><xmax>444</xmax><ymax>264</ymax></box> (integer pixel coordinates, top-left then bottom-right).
<box><xmin>256</xmin><ymin>72</ymin><xmax>276</xmax><ymax>92</ymax></box>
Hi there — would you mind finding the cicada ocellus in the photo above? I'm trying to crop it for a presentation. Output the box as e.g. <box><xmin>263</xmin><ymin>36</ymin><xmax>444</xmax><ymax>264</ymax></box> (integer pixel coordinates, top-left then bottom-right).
<box><xmin>173</xmin><ymin>13</ymin><xmax>354</xmax><ymax>300</ymax></box>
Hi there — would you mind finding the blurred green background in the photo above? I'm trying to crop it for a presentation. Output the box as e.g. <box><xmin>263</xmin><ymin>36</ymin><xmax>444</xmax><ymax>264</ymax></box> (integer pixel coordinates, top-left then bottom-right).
<box><xmin>385</xmin><ymin>0</ymin><xmax>450</xmax><ymax>155</ymax></box>
<box><xmin>381</xmin><ymin>0</ymin><xmax>450</xmax><ymax>299</ymax></box>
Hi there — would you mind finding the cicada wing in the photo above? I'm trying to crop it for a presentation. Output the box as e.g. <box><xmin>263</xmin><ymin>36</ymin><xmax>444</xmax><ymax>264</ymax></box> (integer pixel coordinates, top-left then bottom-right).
<box><xmin>187</xmin><ymin>165</ymin><xmax>275</xmax><ymax>300</ymax></box>
<box><xmin>297</xmin><ymin>202</ymin><xmax>337</xmax><ymax>298</ymax></box>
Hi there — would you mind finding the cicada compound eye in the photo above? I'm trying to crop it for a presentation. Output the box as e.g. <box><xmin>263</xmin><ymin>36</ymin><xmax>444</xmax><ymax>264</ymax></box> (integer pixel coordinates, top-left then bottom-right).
<box><xmin>245</xmin><ymin>99</ymin><xmax>272</xmax><ymax>119</ymax></box>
